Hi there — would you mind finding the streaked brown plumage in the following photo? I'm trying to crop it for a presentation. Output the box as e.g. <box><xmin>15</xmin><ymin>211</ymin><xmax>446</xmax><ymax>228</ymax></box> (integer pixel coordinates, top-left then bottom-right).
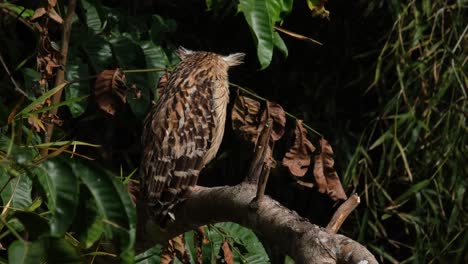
<box><xmin>141</xmin><ymin>48</ymin><xmax>244</xmax><ymax>223</ymax></box>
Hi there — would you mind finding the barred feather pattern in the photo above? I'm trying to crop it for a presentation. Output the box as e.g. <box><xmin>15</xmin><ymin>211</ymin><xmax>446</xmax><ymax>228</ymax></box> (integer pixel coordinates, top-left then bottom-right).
<box><xmin>141</xmin><ymin>49</ymin><xmax>244</xmax><ymax>223</ymax></box>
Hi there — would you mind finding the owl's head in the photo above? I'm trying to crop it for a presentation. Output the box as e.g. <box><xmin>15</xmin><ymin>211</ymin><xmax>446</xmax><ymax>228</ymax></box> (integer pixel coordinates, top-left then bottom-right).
<box><xmin>176</xmin><ymin>47</ymin><xmax>245</xmax><ymax>68</ymax></box>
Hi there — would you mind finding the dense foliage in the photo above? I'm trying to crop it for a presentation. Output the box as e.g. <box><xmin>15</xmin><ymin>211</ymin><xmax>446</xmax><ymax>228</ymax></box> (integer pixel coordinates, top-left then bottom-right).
<box><xmin>0</xmin><ymin>0</ymin><xmax>466</xmax><ymax>263</ymax></box>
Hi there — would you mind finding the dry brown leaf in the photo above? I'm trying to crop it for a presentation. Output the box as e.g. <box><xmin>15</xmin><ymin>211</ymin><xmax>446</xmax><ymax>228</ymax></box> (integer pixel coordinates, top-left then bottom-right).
<box><xmin>161</xmin><ymin>235</ymin><xmax>190</xmax><ymax>264</ymax></box>
<box><xmin>194</xmin><ymin>226</ymin><xmax>208</xmax><ymax>264</ymax></box>
<box><xmin>267</xmin><ymin>101</ymin><xmax>286</xmax><ymax>141</ymax></box>
<box><xmin>313</xmin><ymin>138</ymin><xmax>347</xmax><ymax>201</ymax></box>
<box><xmin>232</xmin><ymin>93</ymin><xmax>287</xmax><ymax>145</ymax></box>
<box><xmin>231</xmin><ymin>93</ymin><xmax>266</xmax><ymax>144</ymax></box>
<box><xmin>94</xmin><ymin>69</ymin><xmax>128</xmax><ymax>116</ymax></box>
<box><xmin>283</xmin><ymin>120</ymin><xmax>316</xmax><ymax>177</ymax></box>
<box><xmin>30</xmin><ymin>0</ymin><xmax>63</xmax><ymax>23</ymax></box>
<box><xmin>218</xmin><ymin>240</ymin><xmax>234</xmax><ymax>264</ymax></box>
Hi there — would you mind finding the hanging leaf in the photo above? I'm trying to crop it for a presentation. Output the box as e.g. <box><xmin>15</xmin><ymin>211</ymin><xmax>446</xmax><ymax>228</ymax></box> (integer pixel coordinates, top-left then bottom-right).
<box><xmin>39</xmin><ymin>159</ymin><xmax>79</xmax><ymax>237</ymax></box>
<box><xmin>313</xmin><ymin>138</ymin><xmax>347</xmax><ymax>201</ymax></box>
<box><xmin>283</xmin><ymin>120</ymin><xmax>316</xmax><ymax>177</ymax></box>
<box><xmin>94</xmin><ymin>69</ymin><xmax>127</xmax><ymax>115</ymax></box>
<box><xmin>238</xmin><ymin>0</ymin><xmax>292</xmax><ymax>69</ymax></box>
<box><xmin>267</xmin><ymin>101</ymin><xmax>286</xmax><ymax>141</ymax></box>
<box><xmin>231</xmin><ymin>93</ymin><xmax>266</xmax><ymax>144</ymax></box>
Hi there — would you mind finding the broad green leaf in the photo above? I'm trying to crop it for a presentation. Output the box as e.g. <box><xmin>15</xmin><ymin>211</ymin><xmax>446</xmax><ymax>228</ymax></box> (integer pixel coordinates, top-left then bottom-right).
<box><xmin>141</xmin><ymin>41</ymin><xmax>170</xmax><ymax>101</ymax></box>
<box><xmin>43</xmin><ymin>237</ymin><xmax>82</xmax><ymax>263</ymax></box>
<box><xmin>150</xmin><ymin>15</ymin><xmax>177</xmax><ymax>45</ymax></box>
<box><xmin>273</xmin><ymin>31</ymin><xmax>288</xmax><ymax>57</ymax></box>
<box><xmin>238</xmin><ymin>0</ymin><xmax>274</xmax><ymax>69</ymax></box>
<box><xmin>83</xmin><ymin>35</ymin><xmax>113</xmax><ymax>72</ymax></box>
<box><xmin>65</xmin><ymin>61</ymin><xmax>90</xmax><ymax>117</ymax></box>
<box><xmin>81</xmin><ymin>0</ymin><xmax>104</xmax><ymax>33</ymax></box>
<box><xmin>69</xmin><ymin>159</ymin><xmax>135</xmax><ymax>263</ymax></box>
<box><xmin>238</xmin><ymin>0</ymin><xmax>291</xmax><ymax>69</ymax></box>
<box><xmin>135</xmin><ymin>245</ymin><xmax>162</xmax><ymax>263</ymax></box>
<box><xmin>8</xmin><ymin>240</ymin><xmax>46</xmax><ymax>264</ymax></box>
<box><xmin>39</xmin><ymin>159</ymin><xmax>79</xmax><ymax>237</ymax></box>
<box><xmin>0</xmin><ymin>173</ymin><xmax>32</xmax><ymax>210</ymax></box>
<box><xmin>110</xmin><ymin>171</ymin><xmax>136</xmax><ymax>263</ymax></box>
<box><xmin>73</xmin><ymin>192</ymin><xmax>104</xmax><ymax>248</ymax></box>
<box><xmin>13</xmin><ymin>212</ymin><xmax>50</xmax><ymax>240</ymax></box>
<box><xmin>110</xmin><ymin>36</ymin><xmax>151</xmax><ymax>118</ymax></box>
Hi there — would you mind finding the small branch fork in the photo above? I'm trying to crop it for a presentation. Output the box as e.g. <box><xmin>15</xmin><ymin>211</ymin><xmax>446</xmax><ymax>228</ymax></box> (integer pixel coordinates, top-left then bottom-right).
<box><xmin>137</xmin><ymin>118</ymin><xmax>378</xmax><ymax>263</ymax></box>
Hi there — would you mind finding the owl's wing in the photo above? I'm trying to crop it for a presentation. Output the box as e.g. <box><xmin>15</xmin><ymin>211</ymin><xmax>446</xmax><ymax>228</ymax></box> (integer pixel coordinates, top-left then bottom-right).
<box><xmin>141</xmin><ymin>84</ymin><xmax>214</xmax><ymax>219</ymax></box>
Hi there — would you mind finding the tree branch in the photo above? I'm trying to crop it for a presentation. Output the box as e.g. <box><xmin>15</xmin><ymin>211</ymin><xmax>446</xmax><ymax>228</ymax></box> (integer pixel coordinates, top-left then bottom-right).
<box><xmin>327</xmin><ymin>194</ymin><xmax>360</xmax><ymax>233</ymax></box>
<box><xmin>136</xmin><ymin>184</ymin><xmax>378</xmax><ymax>264</ymax></box>
<box><xmin>42</xmin><ymin>0</ymin><xmax>77</xmax><ymax>154</ymax></box>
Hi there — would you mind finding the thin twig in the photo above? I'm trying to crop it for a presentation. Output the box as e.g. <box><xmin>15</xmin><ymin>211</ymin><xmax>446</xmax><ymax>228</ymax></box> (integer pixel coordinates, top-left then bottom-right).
<box><xmin>326</xmin><ymin>194</ymin><xmax>360</xmax><ymax>233</ymax></box>
<box><xmin>42</xmin><ymin>0</ymin><xmax>78</xmax><ymax>155</ymax></box>
<box><xmin>245</xmin><ymin>119</ymin><xmax>273</xmax><ymax>184</ymax></box>
<box><xmin>274</xmin><ymin>26</ymin><xmax>323</xmax><ymax>46</ymax></box>
<box><xmin>0</xmin><ymin>52</ymin><xmax>28</xmax><ymax>97</ymax></box>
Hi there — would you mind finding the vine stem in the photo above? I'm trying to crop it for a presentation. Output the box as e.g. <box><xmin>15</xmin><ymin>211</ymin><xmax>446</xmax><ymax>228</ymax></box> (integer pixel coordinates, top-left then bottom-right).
<box><xmin>229</xmin><ymin>82</ymin><xmax>322</xmax><ymax>137</ymax></box>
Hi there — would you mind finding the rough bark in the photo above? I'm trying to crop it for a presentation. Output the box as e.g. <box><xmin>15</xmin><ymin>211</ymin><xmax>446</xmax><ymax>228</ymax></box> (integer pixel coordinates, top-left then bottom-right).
<box><xmin>136</xmin><ymin>184</ymin><xmax>378</xmax><ymax>264</ymax></box>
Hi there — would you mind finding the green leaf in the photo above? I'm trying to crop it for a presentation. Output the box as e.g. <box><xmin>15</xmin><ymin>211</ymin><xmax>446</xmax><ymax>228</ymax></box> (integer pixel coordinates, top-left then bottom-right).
<box><xmin>238</xmin><ymin>0</ymin><xmax>274</xmax><ymax>69</ymax></box>
<box><xmin>273</xmin><ymin>31</ymin><xmax>288</xmax><ymax>57</ymax></box>
<box><xmin>13</xmin><ymin>212</ymin><xmax>50</xmax><ymax>240</ymax></box>
<box><xmin>81</xmin><ymin>0</ymin><xmax>104</xmax><ymax>33</ymax></box>
<box><xmin>83</xmin><ymin>35</ymin><xmax>113</xmax><ymax>72</ymax></box>
<box><xmin>42</xmin><ymin>237</ymin><xmax>82</xmax><ymax>263</ymax></box>
<box><xmin>16</xmin><ymin>83</ymin><xmax>68</xmax><ymax>117</ymax></box>
<box><xmin>8</xmin><ymin>240</ymin><xmax>46</xmax><ymax>264</ymax></box>
<box><xmin>69</xmin><ymin>159</ymin><xmax>135</xmax><ymax>262</ymax></box>
<box><xmin>393</xmin><ymin>179</ymin><xmax>432</xmax><ymax>206</ymax></box>
<box><xmin>73</xmin><ymin>192</ymin><xmax>104</xmax><ymax>248</ymax></box>
<box><xmin>65</xmin><ymin>61</ymin><xmax>90</xmax><ymax>117</ymax></box>
<box><xmin>150</xmin><ymin>15</ymin><xmax>177</xmax><ymax>44</ymax></box>
<box><xmin>141</xmin><ymin>41</ymin><xmax>170</xmax><ymax>101</ymax></box>
<box><xmin>39</xmin><ymin>159</ymin><xmax>79</xmax><ymax>237</ymax></box>
<box><xmin>135</xmin><ymin>245</ymin><xmax>162</xmax><ymax>263</ymax></box>
<box><xmin>0</xmin><ymin>173</ymin><xmax>32</xmax><ymax>210</ymax></box>
<box><xmin>238</xmin><ymin>0</ymin><xmax>292</xmax><ymax>69</ymax></box>
<box><xmin>109</xmin><ymin>36</ymin><xmax>151</xmax><ymax>118</ymax></box>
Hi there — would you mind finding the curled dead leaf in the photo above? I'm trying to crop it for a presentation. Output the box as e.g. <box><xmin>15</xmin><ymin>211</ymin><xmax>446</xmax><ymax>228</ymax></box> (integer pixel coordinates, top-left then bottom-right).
<box><xmin>94</xmin><ymin>69</ymin><xmax>128</xmax><ymax>115</ymax></box>
<box><xmin>267</xmin><ymin>102</ymin><xmax>286</xmax><ymax>141</ymax></box>
<box><xmin>231</xmin><ymin>93</ymin><xmax>266</xmax><ymax>144</ymax></box>
<box><xmin>283</xmin><ymin>120</ymin><xmax>316</xmax><ymax>177</ymax></box>
<box><xmin>231</xmin><ymin>93</ymin><xmax>287</xmax><ymax>145</ymax></box>
<box><xmin>161</xmin><ymin>235</ymin><xmax>190</xmax><ymax>264</ymax></box>
<box><xmin>313</xmin><ymin>138</ymin><xmax>347</xmax><ymax>201</ymax></box>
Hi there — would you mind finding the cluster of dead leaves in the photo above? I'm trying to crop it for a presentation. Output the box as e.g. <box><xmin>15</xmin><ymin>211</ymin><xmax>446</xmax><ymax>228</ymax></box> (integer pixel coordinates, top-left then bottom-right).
<box><xmin>27</xmin><ymin>98</ymin><xmax>63</xmax><ymax>132</ymax></box>
<box><xmin>93</xmin><ymin>69</ymin><xmax>141</xmax><ymax>115</ymax></box>
<box><xmin>160</xmin><ymin>227</ymin><xmax>210</xmax><ymax>264</ymax></box>
<box><xmin>31</xmin><ymin>0</ymin><xmax>63</xmax><ymax>91</ymax></box>
<box><xmin>231</xmin><ymin>92</ymin><xmax>347</xmax><ymax>201</ymax></box>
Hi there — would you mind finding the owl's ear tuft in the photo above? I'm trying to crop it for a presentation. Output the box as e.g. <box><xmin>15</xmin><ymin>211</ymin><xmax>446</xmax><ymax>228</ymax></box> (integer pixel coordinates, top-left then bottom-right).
<box><xmin>176</xmin><ymin>47</ymin><xmax>193</xmax><ymax>60</ymax></box>
<box><xmin>222</xmin><ymin>53</ymin><xmax>245</xmax><ymax>67</ymax></box>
